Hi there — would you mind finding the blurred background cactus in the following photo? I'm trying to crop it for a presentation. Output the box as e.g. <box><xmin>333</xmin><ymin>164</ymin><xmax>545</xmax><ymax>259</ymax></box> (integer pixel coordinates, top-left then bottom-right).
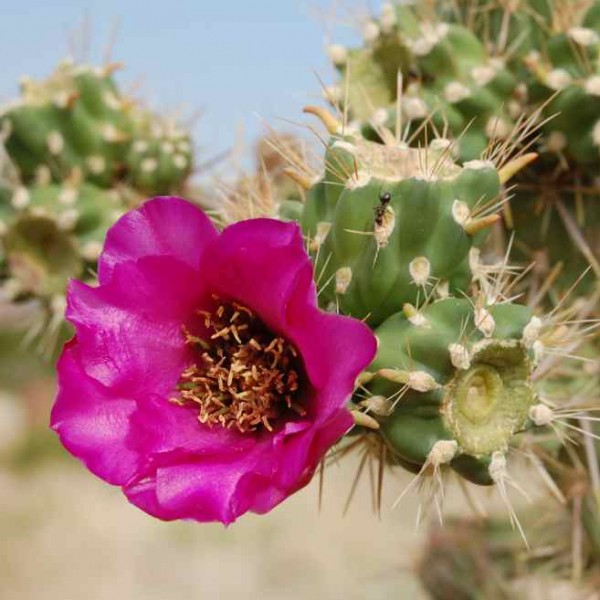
<box><xmin>0</xmin><ymin>56</ymin><xmax>196</xmax><ymax>354</ymax></box>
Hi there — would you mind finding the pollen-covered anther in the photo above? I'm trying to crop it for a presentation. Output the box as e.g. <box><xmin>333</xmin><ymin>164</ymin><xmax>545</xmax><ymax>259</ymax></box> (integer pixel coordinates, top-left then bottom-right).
<box><xmin>475</xmin><ymin>307</ymin><xmax>495</xmax><ymax>337</ymax></box>
<box><xmin>528</xmin><ymin>403</ymin><xmax>554</xmax><ymax>427</ymax></box>
<box><xmin>377</xmin><ymin>368</ymin><xmax>441</xmax><ymax>392</ymax></box>
<box><xmin>427</xmin><ymin>440</ymin><xmax>458</xmax><ymax>467</ymax></box>
<box><xmin>409</xmin><ymin>256</ymin><xmax>431</xmax><ymax>286</ymax></box>
<box><xmin>335</xmin><ymin>266</ymin><xmax>352</xmax><ymax>294</ymax></box>
<box><xmin>174</xmin><ymin>301</ymin><xmax>304</xmax><ymax>434</ymax></box>
<box><xmin>356</xmin><ymin>371</ymin><xmax>375</xmax><ymax>386</ymax></box>
<box><xmin>448</xmin><ymin>343</ymin><xmax>471</xmax><ymax>370</ymax></box>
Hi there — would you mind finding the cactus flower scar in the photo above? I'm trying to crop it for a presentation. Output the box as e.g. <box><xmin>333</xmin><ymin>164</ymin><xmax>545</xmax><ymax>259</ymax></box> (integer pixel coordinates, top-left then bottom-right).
<box><xmin>50</xmin><ymin>197</ymin><xmax>377</xmax><ymax>524</ymax></box>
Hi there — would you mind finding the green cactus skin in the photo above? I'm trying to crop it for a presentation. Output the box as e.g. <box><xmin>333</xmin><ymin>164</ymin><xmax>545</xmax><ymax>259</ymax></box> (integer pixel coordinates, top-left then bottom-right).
<box><xmin>125</xmin><ymin>111</ymin><xmax>193</xmax><ymax>195</ymax></box>
<box><xmin>301</xmin><ymin>130</ymin><xmax>503</xmax><ymax>325</ymax></box>
<box><xmin>360</xmin><ymin>297</ymin><xmax>537</xmax><ymax>485</ymax></box>
<box><xmin>0</xmin><ymin>60</ymin><xmax>193</xmax><ymax>195</ymax></box>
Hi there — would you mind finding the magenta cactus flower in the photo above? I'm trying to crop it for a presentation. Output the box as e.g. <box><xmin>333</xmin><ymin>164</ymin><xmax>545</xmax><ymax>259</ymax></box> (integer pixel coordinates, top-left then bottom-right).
<box><xmin>50</xmin><ymin>197</ymin><xmax>376</xmax><ymax>524</ymax></box>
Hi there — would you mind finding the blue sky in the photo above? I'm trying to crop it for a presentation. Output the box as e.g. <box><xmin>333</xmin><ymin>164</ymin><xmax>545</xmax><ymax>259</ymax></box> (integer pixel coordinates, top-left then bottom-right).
<box><xmin>0</xmin><ymin>0</ymin><xmax>369</xmax><ymax>170</ymax></box>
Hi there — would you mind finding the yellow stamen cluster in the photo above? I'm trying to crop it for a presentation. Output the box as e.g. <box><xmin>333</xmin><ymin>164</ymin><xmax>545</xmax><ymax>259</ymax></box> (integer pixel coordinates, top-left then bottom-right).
<box><xmin>173</xmin><ymin>300</ymin><xmax>304</xmax><ymax>433</ymax></box>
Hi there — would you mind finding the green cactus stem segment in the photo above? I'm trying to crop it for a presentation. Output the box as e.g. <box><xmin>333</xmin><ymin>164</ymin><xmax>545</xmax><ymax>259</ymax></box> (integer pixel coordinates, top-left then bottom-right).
<box><xmin>442</xmin><ymin>342</ymin><xmax>535</xmax><ymax>457</ymax></box>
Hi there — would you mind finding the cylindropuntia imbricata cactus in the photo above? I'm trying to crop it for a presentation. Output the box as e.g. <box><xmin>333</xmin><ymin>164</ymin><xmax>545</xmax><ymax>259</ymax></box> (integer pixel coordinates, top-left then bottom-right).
<box><xmin>0</xmin><ymin>58</ymin><xmax>193</xmax><ymax>195</ymax></box>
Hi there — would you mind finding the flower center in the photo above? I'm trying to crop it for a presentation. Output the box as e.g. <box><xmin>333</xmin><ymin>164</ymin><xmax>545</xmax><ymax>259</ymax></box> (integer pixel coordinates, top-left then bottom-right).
<box><xmin>173</xmin><ymin>300</ymin><xmax>305</xmax><ymax>433</ymax></box>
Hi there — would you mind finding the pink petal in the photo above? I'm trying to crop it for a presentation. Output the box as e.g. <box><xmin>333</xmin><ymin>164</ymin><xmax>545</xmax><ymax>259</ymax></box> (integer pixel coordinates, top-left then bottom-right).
<box><xmin>98</xmin><ymin>196</ymin><xmax>218</xmax><ymax>284</ymax></box>
<box><xmin>66</xmin><ymin>256</ymin><xmax>207</xmax><ymax>398</ymax></box>
<box><xmin>200</xmin><ymin>218</ymin><xmax>314</xmax><ymax>334</ymax></box>
<box><xmin>51</xmin><ymin>341</ymin><xmax>144</xmax><ymax>485</ymax></box>
<box><xmin>125</xmin><ymin>451</ymin><xmax>271</xmax><ymax>524</ymax></box>
<box><xmin>130</xmin><ymin>395</ymin><xmax>257</xmax><ymax>461</ymax></box>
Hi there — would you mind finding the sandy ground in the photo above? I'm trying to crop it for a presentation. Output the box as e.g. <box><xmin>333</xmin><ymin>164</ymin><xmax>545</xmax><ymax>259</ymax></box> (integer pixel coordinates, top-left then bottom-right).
<box><xmin>1</xmin><ymin>450</ymin><xmax>430</xmax><ymax>600</ymax></box>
